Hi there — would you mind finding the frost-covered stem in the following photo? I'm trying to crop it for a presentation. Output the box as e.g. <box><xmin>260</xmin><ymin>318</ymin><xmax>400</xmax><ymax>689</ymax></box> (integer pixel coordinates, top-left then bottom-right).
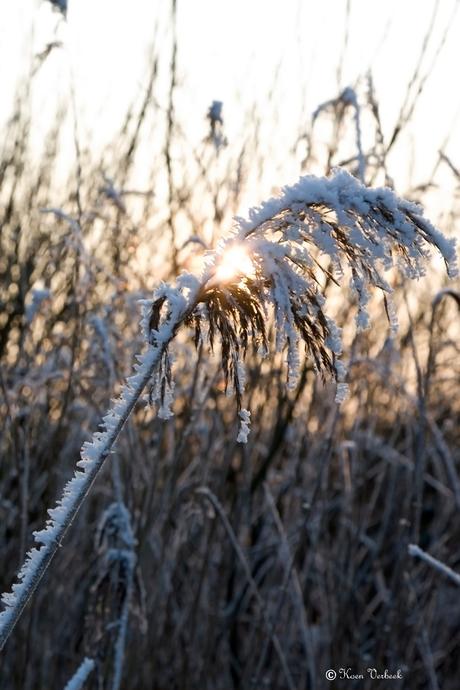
<box><xmin>0</xmin><ymin>345</ymin><xmax>164</xmax><ymax>651</ymax></box>
<box><xmin>111</xmin><ymin>552</ymin><xmax>136</xmax><ymax>690</ymax></box>
<box><xmin>408</xmin><ymin>544</ymin><xmax>460</xmax><ymax>587</ymax></box>
<box><xmin>63</xmin><ymin>657</ymin><xmax>95</xmax><ymax>690</ymax></box>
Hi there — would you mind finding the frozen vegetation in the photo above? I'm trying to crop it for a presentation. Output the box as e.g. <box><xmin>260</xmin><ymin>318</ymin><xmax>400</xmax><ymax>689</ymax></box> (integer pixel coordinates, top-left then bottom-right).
<box><xmin>1</xmin><ymin>2</ymin><xmax>460</xmax><ymax>688</ymax></box>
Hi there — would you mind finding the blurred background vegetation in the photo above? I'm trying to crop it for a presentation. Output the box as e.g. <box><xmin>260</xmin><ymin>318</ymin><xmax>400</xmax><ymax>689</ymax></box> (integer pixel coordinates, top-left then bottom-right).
<box><xmin>1</xmin><ymin>1</ymin><xmax>460</xmax><ymax>688</ymax></box>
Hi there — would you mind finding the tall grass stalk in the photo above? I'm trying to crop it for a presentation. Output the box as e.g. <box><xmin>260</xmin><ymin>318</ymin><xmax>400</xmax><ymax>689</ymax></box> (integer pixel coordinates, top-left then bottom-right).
<box><xmin>63</xmin><ymin>657</ymin><xmax>95</xmax><ymax>690</ymax></box>
<box><xmin>0</xmin><ymin>167</ymin><xmax>457</xmax><ymax>675</ymax></box>
<box><xmin>408</xmin><ymin>544</ymin><xmax>460</xmax><ymax>587</ymax></box>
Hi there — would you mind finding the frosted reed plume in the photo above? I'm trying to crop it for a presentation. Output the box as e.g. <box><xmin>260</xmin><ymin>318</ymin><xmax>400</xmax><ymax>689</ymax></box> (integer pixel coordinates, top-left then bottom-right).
<box><xmin>0</xmin><ymin>168</ymin><xmax>456</xmax><ymax>651</ymax></box>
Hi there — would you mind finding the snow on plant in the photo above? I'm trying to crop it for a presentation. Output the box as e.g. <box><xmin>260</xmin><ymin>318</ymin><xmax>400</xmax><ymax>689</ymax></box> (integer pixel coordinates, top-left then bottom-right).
<box><xmin>0</xmin><ymin>168</ymin><xmax>457</xmax><ymax>651</ymax></box>
<box><xmin>63</xmin><ymin>657</ymin><xmax>95</xmax><ymax>690</ymax></box>
<box><xmin>148</xmin><ymin>167</ymin><xmax>457</xmax><ymax>417</ymax></box>
<box><xmin>88</xmin><ymin>501</ymin><xmax>137</xmax><ymax>690</ymax></box>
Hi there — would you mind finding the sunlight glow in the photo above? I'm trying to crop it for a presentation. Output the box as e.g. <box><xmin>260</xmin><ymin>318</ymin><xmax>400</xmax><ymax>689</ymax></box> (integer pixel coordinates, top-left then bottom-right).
<box><xmin>214</xmin><ymin>245</ymin><xmax>255</xmax><ymax>283</ymax></box>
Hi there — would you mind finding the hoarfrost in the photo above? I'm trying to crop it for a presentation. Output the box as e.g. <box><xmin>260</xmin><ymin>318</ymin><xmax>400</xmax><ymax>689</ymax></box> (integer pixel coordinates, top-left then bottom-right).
<box><xmin>335</xmin><ymin>383</ymin><xmax>350</xmax><ymax>404</ymax></box>
<box><xmin>1</xmin><ymin>166</ymin><xmax>457</xmax><ymax>650</ymax></box>
<box><xmin>237</xmin><ymin>409</ymin><xmax>251</xmax><ymax>443</ymax></box>
<box><xmin>63</xmin><ymin>658</ymin><xmax>95</xmax><ymax>690</ymax></box>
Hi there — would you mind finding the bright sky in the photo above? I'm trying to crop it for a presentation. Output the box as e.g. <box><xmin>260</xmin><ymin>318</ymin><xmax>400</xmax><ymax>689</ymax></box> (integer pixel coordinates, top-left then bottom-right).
<box><xmin>1</xmin><ymin>0</ymin><xmax>460</xmax><ymax>202</ymax></box>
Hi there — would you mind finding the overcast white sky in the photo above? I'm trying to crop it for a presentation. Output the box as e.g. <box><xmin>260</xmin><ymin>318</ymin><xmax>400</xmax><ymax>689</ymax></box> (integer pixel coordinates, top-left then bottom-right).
<box><xmin>1</xmin><ymin>0</ymin><xmax>460</xmax><ymax>199</ymax></box>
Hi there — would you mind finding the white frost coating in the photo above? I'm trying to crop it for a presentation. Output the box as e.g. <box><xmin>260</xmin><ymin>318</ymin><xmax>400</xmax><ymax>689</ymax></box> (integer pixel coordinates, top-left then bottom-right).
<box><xmin>157</xmin><ymin>377</ymin><xmax>175</xmax><ymax>419</ymax></box>
<box><xmin>102</xmin><ymin>413</ymin><xmax>121</xmax><ymax>431</ymax></box>
<box><xmin>231</xmin><ymin>169</ymin><xmax>457</xmax><ymax>345</ymax></box>
<box><xmin>96</xmin><ymin>501</ymin><xmax>136</xmax><ymax>551</ymax></box>
<box><xmin>223</xmin><ymin>168</ymin><xmax>456</xmax><ymax>406</ymax></box>
<box><xmin>334</xmin><ymin>359</ymin><xmax>347</xmax><ymax>381</ymax></box>
<box><xmin>324</xmin><ymin>317</ymin><xmax>343</xmax><ymax>356</ymax></box>
<box><xmin>234</xmin><ymin>168</ymin><xmax>458</xmax><ymax>276</ymax></box>
<box><xmin>139</xmin><ymin>298</ymin><xmax>153</xmax><ymax>341</ymax></box>
<box><xmin>176</xmin><ymin>270</ymin><xmax>201</xmax><ymax>294</ymax></box>
<box><xmin>1</xmin><ymin>279</ymin><xmax>194</xmax><ymax>639</ymax></box>
<box><xmin>237</xmin><ymin>409</ymin><xmax>251</xmax><ymax>443</ymax></box>
<box><xmin>335</xmin><ymin>383</ymin><xmax>350</xmax><ymax>403</ymax></box>
<box><xmin>0</xmin><ymin>337</ymin><xmax>162</xmax><ymax>635</ymax></box>
<box><xmin>237</xmin><ymin>356</ymin><xmax>246</xmax><ymax>393</ymax></box>
<box><xmin>63</xmin><ymin>657</ymin><xmax>95</xmax><ymax>690</ymax></box>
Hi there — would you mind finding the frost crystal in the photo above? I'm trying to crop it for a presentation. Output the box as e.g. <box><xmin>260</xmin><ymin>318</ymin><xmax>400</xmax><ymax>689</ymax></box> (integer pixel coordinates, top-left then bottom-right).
<box><xmin>237</xmin><ymin>409</ymin><xmax>251</xmax><ymax>443</ymax></box>
<box><xmin>335</xmin><ymin>383</ymin><xmax>350</xmax><ymax>404</ymax></box>
<box><xmin>63</xmin><ymin>658</ymin><xmax>95</xmax><ymax>690</ymax></box>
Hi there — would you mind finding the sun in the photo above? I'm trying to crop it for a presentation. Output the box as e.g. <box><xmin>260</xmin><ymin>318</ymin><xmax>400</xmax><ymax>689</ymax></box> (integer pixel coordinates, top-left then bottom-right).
<box><xmin>214</xmin><ymin>245</ymin><xmax>255</xmax><ymax>283</ymax></box>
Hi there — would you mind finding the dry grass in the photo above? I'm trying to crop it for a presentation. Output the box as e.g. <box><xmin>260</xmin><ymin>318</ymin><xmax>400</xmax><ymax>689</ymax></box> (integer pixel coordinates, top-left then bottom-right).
<box><xmin>1</xmin><ymin>44</ymin><xmax>460</xmax><ymax>690</ymax></box>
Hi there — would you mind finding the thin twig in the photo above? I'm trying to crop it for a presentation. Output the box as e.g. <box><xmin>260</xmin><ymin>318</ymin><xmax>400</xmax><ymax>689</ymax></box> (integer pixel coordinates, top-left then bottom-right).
<box><xmin>408</xmin><ymin>544</ymin><xmax>460</xmax><ymax>587</ymax></box>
